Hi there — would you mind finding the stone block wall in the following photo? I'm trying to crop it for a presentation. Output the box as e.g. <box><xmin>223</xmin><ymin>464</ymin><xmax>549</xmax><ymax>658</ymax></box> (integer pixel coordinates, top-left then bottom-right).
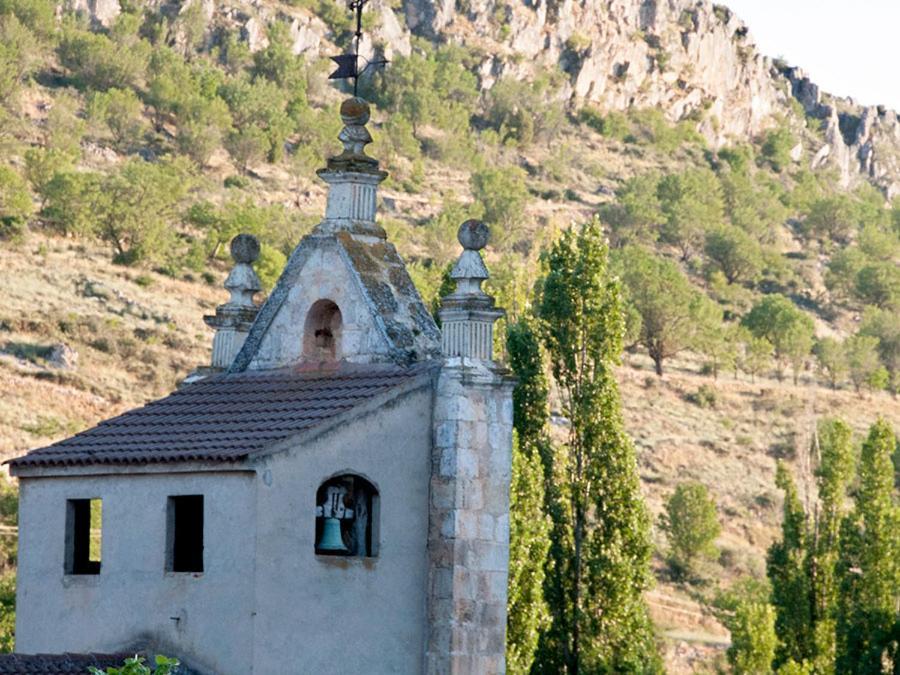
<box><xmin>426</xmin><ymin>362</ymin><xmax>514</xmax><ymax>674</ymax></box>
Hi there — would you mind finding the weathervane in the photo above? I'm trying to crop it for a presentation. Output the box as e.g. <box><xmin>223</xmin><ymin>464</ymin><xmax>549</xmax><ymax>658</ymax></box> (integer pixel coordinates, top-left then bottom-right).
<box><xmin>328</xmin><ymin>0</ymin><xmax>388</xmax><ymax>96</ymax></box>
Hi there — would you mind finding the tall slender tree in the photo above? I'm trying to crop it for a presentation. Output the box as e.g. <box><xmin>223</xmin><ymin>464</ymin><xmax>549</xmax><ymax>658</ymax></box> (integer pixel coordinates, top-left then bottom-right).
<box><xmin>768</xmin><ymin>461</ymin><xmax>813</xmax><ymax>667</ymax></box>
<box><xmin>533</xmin><ymin>220</ymin><xmax>660</xmax><ymax>673</ymax></box>
<box><xmin>809</xmin><ymin>419</ymin><xmax>855</xmax><ymax>674</ymax></box>
<box><xmin>505</xmin><ymin>320</ymin><xmax>551</xmax><ymax>674</ymax></box>
<box><xmin>836</xmin><ymin>419</ymin><xmax>900</xmax><ymax>674</ymax></box>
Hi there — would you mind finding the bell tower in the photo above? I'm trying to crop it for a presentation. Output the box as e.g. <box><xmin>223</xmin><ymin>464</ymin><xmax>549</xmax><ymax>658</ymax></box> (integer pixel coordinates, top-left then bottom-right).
<box><xmin>426</xmin><ymin>221</ymin><xmax>515</xmax><ymax>673</ymax></box>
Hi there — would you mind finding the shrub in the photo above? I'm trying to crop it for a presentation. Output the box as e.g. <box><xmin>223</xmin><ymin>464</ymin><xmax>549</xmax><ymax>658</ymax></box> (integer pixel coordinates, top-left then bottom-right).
<box><xmin>57</xmin><ymin>26</ymin><xmax>149</xmax><ymax>91</ymax></box>
<box><xmin>0</xmin><ymin>164</ymin><xmax>33</xmax><ymax>239</ymax></box>
<box><xmin>685</xmin><ymin>384</ymin><xmax>717</xmax><ymax>409</ymax></box>
<box><xmin>660</xmin><ymin>481</ymin><xmax>720</xmax><ymax>576</ymax></box>
<box><xmin>470</xmin><ymin>165</ymin><xmax>529</xmax><ymax>234</ymax></box>
<box><xmin>87</xmin><ymin>87</ymin><xmax>147</xmax><ymax>150</ymax></box>
<box><xmin>761</xmin><ymin>123</ymin><xmax>795</xmax><ymax>172</ymax></box>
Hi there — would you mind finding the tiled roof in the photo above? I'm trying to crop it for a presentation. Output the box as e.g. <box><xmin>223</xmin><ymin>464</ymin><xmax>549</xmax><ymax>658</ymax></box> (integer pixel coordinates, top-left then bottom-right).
<box><xmin>10</xmin><ymin>363</ymin><xmax>433</xmax><ymax>469</ymax></box>
<box><xmin>0</xmin><ymin>652</ymin><xmax>134</xmax><ymax>673</ymax></box>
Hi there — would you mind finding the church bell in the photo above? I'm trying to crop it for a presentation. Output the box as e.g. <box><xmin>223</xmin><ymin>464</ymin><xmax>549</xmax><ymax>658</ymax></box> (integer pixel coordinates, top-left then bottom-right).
<box><xmin>318</xmin><ymin>517</ymin><xmax>348</xmax><ymax>552</ymax></box>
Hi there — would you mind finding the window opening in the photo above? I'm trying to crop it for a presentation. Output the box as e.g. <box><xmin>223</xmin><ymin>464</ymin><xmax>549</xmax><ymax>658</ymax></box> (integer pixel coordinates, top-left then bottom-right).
<box><xmin>303</xmin><ymin>300</ymin><xmax>342</xmax><ymax>361</ymax></box>
<box><xmin>167</xmin><ymin>495</ymin><xmax>204</xmax><ymax>573</ymax></box>
<box><xmin>315</xmin><ymin>475</ymin><xmax>378</xmax><ymax>557</ymax></box>
<box><xmin>65</xmin><ymin>498</ymin><xmax>102</xmax><ymax>575</ymax></box>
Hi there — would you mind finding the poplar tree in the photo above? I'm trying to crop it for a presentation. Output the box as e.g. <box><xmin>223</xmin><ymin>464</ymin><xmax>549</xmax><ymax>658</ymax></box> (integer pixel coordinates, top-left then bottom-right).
<box><xmin>836</xmin><ymin>419</ymin><xmax>900</xmax><ymax>674</ymax></box>
<box><xmin>505</xmin><ymin>320</ymin><xmax>551</xmax><ymax>674</ymax></box>
<box><xmin>809</xmin><ymin>419</ymin><xmax>854</xmax><ymax>674</ymax></box>
<box><xmin>766</xmin><ymin>420</ymin><xmax>856</xmax><ymax>672</ymax></box>
<box><xmin>767</xmin><ymin>461</ymin><xmax>813</xmax><ymax>667</ymax></box>
<box><xmin>533</xmin><ymin>221</ymin><xmax>660</xmax><ymax>673</ymax></box>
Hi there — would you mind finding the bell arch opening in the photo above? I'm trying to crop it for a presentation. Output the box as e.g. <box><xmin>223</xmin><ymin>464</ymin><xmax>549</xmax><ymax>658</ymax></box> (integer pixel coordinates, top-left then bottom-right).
<box><xmin>303</xmin><ymin>299</ymin><xmax>342</xmax><ymax>362</ymax></box>
<box><xmin>314</xmin><ymin>474</ymin><xmax>379</xmax><ymax>557</ymax></box>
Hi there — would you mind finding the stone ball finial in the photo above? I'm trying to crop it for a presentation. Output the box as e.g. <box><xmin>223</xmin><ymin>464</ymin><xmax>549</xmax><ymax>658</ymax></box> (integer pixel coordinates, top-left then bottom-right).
<box><xmin>457</xmin><ymin>219</ymin><xmax>490</xmax><ymax>251</ymax></box>
<box><xmin>340</xmin><ymin>97</ymin><xmax>371</xmax><ymax>127</ymax></box>
<box><xmin>230</xmin><ymin>233</ymin><xmax>260</xmax><ymax>264</ymax></box>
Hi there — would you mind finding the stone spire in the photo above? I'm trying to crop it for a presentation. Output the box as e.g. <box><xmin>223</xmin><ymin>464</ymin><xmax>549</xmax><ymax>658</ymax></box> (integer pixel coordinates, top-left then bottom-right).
<box><xmin>315</xmin><ymin>97</ymin><xmax>388</xmax><ymax>239</ymax></box>
<box><xmin>204</xmin><ymin>234</ymin><xmax>262</xmax><ymax>370</ymax></box>
<box><xmin>438</xmin><ymin>220</ymin><xmax>504</xmax><ymax>362</ymax></box>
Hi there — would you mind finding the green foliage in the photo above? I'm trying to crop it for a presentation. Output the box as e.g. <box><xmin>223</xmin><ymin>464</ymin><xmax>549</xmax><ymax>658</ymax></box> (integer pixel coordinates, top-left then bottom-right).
<box><xmin>604</xmin><ymin>172</ymin><xmax>662</xmax><ymax>247</ymax></box>
<box><xmin>507</xmin><ymin>430</ymin><xmax>551</xmax><ymax>675</ymax></box>
<box><xmin>628</xmin><ymin>108</ymin><xmax>703</xmax><ymax>153</ymax></box>
<box><xmin>761</xmin><ymin>123</ymin><xmax>796</xmax><ymax>172</ymax></box>
<box><xmin>810</xmin><ymin>419</ymin><xmax>855</xmax><ymax>673</ymax></box>
<box><xmin>87</xmin><ymin>87</ymin><xmax>147</xmax><ymax>150</ymax></box>
<box><xmin>727</xmin><ymin>600</ymin><xmax>777</xmax><ymax>673</ymax></box>
<box><xmin>470</xmin><ymin>165</ymin><xmax>529</xmax><ymax>235</ymax></box>
<box><xmin>218</xmin><ymin>75</ymin><xmax>293</xmax><ymax>163</ymax></box>
<box><xmin>859</xmin><ymin>307</ymin><xmax>900</xmax><ymax>393</ymax></box>
<box><xmin>617</xmin><ymin>245</ymin><xmax>718</xmax><ymax>376</ymax></box>
<box><xmin>0</xmin><ymin>14</ymin><xmax>42</xmax><ymax>109</ymax></box>
<box><xmin>657</xmin><ymin>167</ymin><xmax>725</xmax><ymax>260</ymax></box>
<box><xmin>703</xmin><ymin>225</ymin><xmax>763</xmax><ymax>285</ymax></box>
<box><xmin>835</xmin><ymin>420</ymin><xmax>900</xmax><ymax>673</ymax></box>
<box><xmin>768</xmin><ymin>462</ymin><xmax>813</xmax><ymax>666</ymax></box>
<box><xmin>802</xmin><ymin>195</ymin><xmax>859</xmax><ymax>245</ymax></box>
<box><xmin>844</xmin><ymin>333</ymin><xmax>886</xmax><ymax>394</ymax></box>
<box><xmin>853</xmin><ymin>261</ymin><xmax>900</xmax><ymax>310</ymax></box>
<box><xmin>225</xmin><ymin>125</ymin><xmax>268</xmax><ymax>174</ymax></box>
<box><xmin>43</xmin><ymin>159</ymin><xmax>189</xmax><ymax>265</ymax></box>
<box><xmin>57</xmin><ymin>23</ymin><xmax>149</xmax><ymax>91</ymax></box>
<box><xmin>0</xmin><ymin>163</ymin><xmax>32</xmax><ymax>238</ymax></box>
<box><xmin>813</xmin><ymin>337</ymin><xmax>847</xmax><ymax>390</ymax></box>
<box><xmin>88</xmin><ymin>654</ymin><xmax>180</xmax><ymax>675</ymax></box>
<box><xmin>0</xmin><ymin>477</ymin><xmax>17</xmax><ymax>652</ymax></box>
<box><xmin>741</xmin><ymin>295</ymin><xmax>814</xmax><ymax>382</ymax></box>
<box><xmin>659</xmin><ymin>481</ymin><xmax>720</xmax><ymax>576</ymax></box>
<box><xmin>534</xmin><ymin>221</ymin><xmax>660</xmax><ymax>673</ymax></box>
<box><xmin>375</xmin><ymin>43</ymin><xmax>478</xmax><ymax>139</ymax></box>
<box><xmin>485</xmin><ymin>72</ymin><xmax>566</xmax><ymax>146</ymax></box>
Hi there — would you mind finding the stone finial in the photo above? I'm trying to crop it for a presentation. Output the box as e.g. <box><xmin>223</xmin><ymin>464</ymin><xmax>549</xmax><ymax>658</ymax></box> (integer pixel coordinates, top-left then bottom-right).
<box><xmin>204</xmin><ymin>234</ymin><xmax>262</xmax><ymax>370</ymax></box>
<box><xmin>315</xmin><ymin>97</ymin><xmax>388</xmax><ymax>238</ymax></box>
<box><xmin>438</xmin><ymin>220</ymin><xmax>504</xmax><ymax>361</ymax></box>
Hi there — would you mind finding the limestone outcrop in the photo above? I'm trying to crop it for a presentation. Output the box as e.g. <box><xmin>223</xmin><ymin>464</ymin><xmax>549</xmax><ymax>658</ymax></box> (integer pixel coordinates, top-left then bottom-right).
<box><xmin>63</xmin><ymin>0</ymin><xmax>900</xmax><ymax>195</ymax></box>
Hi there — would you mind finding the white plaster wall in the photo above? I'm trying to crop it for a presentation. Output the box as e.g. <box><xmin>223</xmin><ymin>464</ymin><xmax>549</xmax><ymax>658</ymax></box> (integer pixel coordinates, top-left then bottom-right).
<box><xmin>15</xmin><ymin>472</ymin><xmax>257</xmax><ymax>674</ymax></box>
<box><xmin>248</xmin><ymin>246</ymin><xmax>391</xmax><ymax>370</ymax></box>
<box><xmin>250</xmin><ymin>385</ymin><xmax>433</xmax><ymax>674</ymax></box>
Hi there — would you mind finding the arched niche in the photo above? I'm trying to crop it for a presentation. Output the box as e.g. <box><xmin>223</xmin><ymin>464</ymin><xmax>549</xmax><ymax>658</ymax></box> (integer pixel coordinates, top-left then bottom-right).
<box><xmin>303</xmin><ymin>299</ymin><xmax>342</xmax><ymax>362</ymax></box>
<box><xmin>314</xmin><ymin>474</ymin><xmax>379</xmax><ymax>557</ymax></box>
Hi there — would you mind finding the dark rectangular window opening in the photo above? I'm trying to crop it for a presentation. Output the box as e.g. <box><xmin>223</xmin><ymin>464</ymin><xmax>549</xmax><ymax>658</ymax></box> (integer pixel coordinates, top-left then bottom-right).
<box><xmin>65</xmin><ymin>498</ymin><xmax>102</xmax><ymax>575</ymax></box>
<box><xmin>167</xmin><ymin>495</ymin><xmax>204</xmax><ymax>573</ymax></box>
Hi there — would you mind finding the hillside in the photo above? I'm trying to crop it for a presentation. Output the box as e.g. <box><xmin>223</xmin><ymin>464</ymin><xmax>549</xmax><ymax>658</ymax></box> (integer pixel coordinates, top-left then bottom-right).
<box><xmin>0</xmin><ymin>0</ymin><xmax>899</xmax><ymax>671</ymax></box>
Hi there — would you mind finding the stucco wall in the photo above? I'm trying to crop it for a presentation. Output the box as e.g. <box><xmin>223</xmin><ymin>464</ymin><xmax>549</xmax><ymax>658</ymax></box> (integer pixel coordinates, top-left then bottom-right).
<box><xmin>249</xmin><ymin>384</ymin><xmax>433</xmax><ymax>674</ymax></box>
<box><xmin>15</xmin><ymin>471</ymin><xmax>257</xmax><ymax>674</ymax></box>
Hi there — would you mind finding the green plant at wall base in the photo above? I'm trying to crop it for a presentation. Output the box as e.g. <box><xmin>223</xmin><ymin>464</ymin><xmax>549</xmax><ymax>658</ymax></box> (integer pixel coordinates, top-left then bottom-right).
<box><xmin>89</xmin><ymin>655</ymin><xmax>180</xmax><ymax>675</ymax></box>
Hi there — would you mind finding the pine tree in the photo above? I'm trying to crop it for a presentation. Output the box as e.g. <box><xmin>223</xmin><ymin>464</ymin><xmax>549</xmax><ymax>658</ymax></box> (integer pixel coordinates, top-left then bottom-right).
<box><xmin>767</xmin><ymin>461</ymin><xmax>814</xmax><ymax>667</ymax></box>
<box><xmin>836</xmin><ymin>419</ymin><xmax>900</xmax><ymax>674</ymax></box>
<box><xmin>533</xmin><ymin>220</ymin><xmax>660</xmax><ymax>673</ymax></box>
<box><xmin>505</xmin><ymin>320</ymin><xmax>551</xmax><ymax>674</ymax></box>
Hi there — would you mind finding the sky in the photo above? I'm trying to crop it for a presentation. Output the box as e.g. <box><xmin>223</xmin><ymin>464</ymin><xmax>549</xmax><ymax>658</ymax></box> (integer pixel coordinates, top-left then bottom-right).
<box><xmin>723</xmin><ymin>0</ymin><xmax>900</xmax><ymax>111</ymax></box>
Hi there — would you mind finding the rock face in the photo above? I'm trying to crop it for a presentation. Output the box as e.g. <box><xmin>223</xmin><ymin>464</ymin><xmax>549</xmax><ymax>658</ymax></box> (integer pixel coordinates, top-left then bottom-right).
<box><xmin>61</xmin><ymin>0</ymin><xmax>900</xmax><ymax>195</ymax></box>
<box><xmin>405</xmin><ymin>0</ymin><xmax>787</xmax><ymax>144</ymax></box>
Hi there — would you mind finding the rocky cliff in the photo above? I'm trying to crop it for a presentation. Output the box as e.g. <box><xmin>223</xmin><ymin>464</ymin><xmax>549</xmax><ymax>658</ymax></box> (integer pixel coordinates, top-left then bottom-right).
<box><xmin>72</xmin><ymin>0</ymin><xmax>900</xmax><ymax>197</ymax></box>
